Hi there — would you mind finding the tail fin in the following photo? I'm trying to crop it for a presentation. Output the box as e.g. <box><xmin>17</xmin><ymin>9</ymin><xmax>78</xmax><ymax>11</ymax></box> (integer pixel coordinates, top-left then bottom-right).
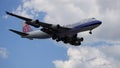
<box><xmin>23</xmin><ymin>23</ymin><xmax>32</xmax><ymax>32</ymax></box>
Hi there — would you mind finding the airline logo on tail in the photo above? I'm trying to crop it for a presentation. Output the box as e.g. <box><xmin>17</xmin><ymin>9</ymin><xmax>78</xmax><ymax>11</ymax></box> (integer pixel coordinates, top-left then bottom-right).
<box><xmin>23</xmin><ymin>23</ymin><xmax>32</xmax><ymax>32</ymax></box>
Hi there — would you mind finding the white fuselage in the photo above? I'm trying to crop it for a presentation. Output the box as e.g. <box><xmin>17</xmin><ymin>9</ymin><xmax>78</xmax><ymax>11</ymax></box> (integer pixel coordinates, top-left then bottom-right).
<box><xmin>24</xmin><ymin>30</ymin><xmax>50</xmax><ymax>39</ymax></box>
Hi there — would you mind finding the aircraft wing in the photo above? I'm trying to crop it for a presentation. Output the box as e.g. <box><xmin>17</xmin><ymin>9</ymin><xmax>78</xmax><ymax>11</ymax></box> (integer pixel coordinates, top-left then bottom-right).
<box><xmin>6</xmin><ymin>11</ymin><xmax>70</xmax><ymax>27</ymax></box>
<box><xmin>6</xmin><ymin>11</ymin><xmax>32</xmax><ymax>21</ymax></box>
<box><xmin>6</xmin><ymin>11</ymin><xmax>58</xmax><ymax>28</ymax></box>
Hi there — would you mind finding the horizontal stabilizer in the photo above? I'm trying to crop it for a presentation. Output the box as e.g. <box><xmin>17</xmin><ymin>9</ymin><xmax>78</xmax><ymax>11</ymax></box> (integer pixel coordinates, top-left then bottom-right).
<box><xmin>6</xmin><ymin>11</ymin><xmax>32</xmax><ymax>21</ymax></box>
<box><xmin>9</xmin><ymin>29</ymin><xmax>28</xmax><ymax>36</ymax></box>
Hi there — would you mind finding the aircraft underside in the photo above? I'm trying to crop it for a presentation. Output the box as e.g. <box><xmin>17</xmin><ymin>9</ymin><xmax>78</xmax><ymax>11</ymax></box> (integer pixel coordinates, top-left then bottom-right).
<box><xmin>41</xmin><ymin>28</ymin><xmax>84</xmax><ymax>45</ymax></box>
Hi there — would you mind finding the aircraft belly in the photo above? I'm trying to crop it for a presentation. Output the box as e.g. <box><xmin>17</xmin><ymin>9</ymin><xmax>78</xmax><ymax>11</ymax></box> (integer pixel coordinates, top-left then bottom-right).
<box><xmin>26</xmin><ymin>30</ymin><xmax>51</xmax><ymax>39</ymax></box>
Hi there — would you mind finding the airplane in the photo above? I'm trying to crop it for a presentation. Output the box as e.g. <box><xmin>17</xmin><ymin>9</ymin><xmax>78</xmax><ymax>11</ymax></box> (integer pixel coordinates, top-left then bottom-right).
<box><xmin>6</xmin><ymin>11</ymin><xmax>102</xmax><ymax>46</ymax></box>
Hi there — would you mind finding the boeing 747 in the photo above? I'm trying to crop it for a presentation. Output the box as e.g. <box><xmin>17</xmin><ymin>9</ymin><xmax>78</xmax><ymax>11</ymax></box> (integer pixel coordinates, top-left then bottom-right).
<box><xmin>6</xmin><ymin>11</ymin><xmax>102</xmax><ymax>46</ymax></box>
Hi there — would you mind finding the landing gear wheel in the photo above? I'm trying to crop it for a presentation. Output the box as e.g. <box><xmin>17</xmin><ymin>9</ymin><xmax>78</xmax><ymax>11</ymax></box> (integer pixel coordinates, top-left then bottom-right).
<box><xmin>89</xmin><ymin>31</ymin><xmax>92</xmax><ymax>34</ymax></box>
<box><xmin>74</xmin><ymin>42</ymin><xmax>81</xmax><ymax>46</ymax></box>
<box><xmin>52</xmin><ymin>37</ymin><xmax>56</xmax><ymax>40</ymax></box>
<box><xmin>78</xmin><ymin>41</ymin><xmax>81</xmax><ymax>45</ymax></box>
<box><xmin>63</xmin><ymin>39</ymin><xmax>68</xmax><ymax>43</ymax></box>
<box><xmin>64</xmin><ymin>41</ymin><xmax>68</xmax><ymax>43</ymax></box>
<box><xmin>56</xmin><ymin>38</ymin><xmax>61</xmax><ymax>42</ymax></box>
<box><xmin>52</xmin><ymin>35</ymin><xmax>57</xmax><ymax>40</ymax></box>
<box><xmin>80</xmin><ymin>37</ymin><xmax>84</xmax><ymax>41</ymax></box>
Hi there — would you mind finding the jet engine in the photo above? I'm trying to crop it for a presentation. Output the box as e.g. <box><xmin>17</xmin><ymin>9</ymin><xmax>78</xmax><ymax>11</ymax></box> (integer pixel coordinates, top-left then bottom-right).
<box><xmin>25</xmin><ymin>20</ymin><xmax>40</xmax><ymax>28</ymax></box>
<box><xmin>51</xmin><ymin>24</ymin><xmax>60</xmax><ymax>29</ymax></box>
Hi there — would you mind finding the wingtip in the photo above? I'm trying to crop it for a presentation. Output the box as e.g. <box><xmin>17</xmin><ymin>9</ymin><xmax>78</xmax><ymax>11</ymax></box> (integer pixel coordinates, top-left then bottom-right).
<box><xmin>6</xmin><ymin>11</ymin><xmax>12</xmax><ymax>15</ymax></box>
<box><xmin>6</xmin><ymin>11</ymin><xmax>9</xmax><ymax>14</ymax></box>
<box><xmin>9</xmin><ymin>29</ymin><xmax>14</xmax><ymax>31</ymax></box>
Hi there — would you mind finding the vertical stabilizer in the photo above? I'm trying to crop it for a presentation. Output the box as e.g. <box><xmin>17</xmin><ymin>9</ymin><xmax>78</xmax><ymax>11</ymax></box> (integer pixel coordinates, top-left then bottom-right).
<box><xmin>23</xmin><ymin>23</ymin><xmax>32</xmax><ymax>32</ymax></box>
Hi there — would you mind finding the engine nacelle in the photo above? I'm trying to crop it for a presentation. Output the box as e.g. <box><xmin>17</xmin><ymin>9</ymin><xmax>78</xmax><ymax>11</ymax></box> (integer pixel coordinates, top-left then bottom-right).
<box><xmin>25</xmin><ymin>20</ymin><xmax>40</xmax><ymax>28</ymax></box>
<box><xmin>77</xmin><ymin>37</ymin><xmax>84</xmax><ymax>41</ymax></box>
<box><xmin>51</xmin><ymin>24</ymin><xmax>60</xmax><ymax>29</ymax></box>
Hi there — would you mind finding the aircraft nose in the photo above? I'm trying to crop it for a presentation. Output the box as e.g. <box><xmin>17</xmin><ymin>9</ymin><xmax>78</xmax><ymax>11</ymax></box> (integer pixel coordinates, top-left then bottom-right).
<box><xmin>97</xmin><ymin>20</ymin><xmax>102</xmax><ymax>25</ymax></box>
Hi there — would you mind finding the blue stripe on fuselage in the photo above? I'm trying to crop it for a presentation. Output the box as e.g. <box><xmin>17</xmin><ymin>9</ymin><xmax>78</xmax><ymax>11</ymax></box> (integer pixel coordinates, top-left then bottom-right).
<box><xmin>73</xmin><ymin>20</ymin><xmax>102</xmax><ymax>30</ymax></box>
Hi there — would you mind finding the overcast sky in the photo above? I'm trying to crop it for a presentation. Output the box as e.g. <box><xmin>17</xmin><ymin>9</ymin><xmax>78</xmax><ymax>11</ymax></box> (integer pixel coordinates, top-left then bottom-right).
<box><xmin>0</xmin><ymin>0</ymin><xmax>120</xmax><ymax>68</ymax></box>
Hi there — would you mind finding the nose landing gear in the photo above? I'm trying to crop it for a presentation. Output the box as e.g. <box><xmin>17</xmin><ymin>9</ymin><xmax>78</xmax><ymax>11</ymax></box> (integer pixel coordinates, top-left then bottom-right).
<box><xmin>89</xmin><ymin>30</ymin><xmax>92</xmax><ymax>34</ymax></box>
